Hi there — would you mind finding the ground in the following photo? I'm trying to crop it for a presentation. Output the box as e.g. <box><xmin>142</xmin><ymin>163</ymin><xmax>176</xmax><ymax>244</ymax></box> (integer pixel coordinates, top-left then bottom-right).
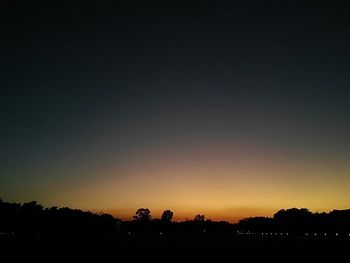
<box><xmin>1</xmin><ymin>233</ymin><xmax>349</xmax><ymax>262</ymax></box>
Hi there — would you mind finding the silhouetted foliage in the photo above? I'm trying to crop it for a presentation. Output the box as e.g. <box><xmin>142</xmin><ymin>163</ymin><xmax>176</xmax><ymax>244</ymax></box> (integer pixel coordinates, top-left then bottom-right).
<box><xmin>133</xmin><ymin>208</ymin><xmax>151</xmax><ymax>222</ymax></box>
<box><xmin>161</xmin><ymin>210</ymin><xmax>173</xmax><ymax>222</ymax></box>
<box><xmin>273</xmin><ymin>208</ymin><xmax>313</xmax><ymax>233</ymax></box>
<box><xmin>0</xmin><ymin>199</ymin><xmax>119</xmax><ymax>235</ymax></box>
<box><xmin>1</xmin><ymin>199</ymin><xmax>350</xmax><ymax>237</ymax></box>
<box><xmin>236</xmin><ymin>208</ymin><xmax>350</xmax><ymax>235</ymax></box>
<box><xmin>194</xmin><ymin>214</ymin><xmax>205</xmax><ymax>222</ymax></box>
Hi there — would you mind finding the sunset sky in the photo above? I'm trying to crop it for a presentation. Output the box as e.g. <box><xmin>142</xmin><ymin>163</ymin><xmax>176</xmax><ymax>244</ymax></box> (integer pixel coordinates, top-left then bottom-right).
<box><xmin>1</xmin><ymin>1</ymin><xmax>349</xmax><ymax>222</ymax></box>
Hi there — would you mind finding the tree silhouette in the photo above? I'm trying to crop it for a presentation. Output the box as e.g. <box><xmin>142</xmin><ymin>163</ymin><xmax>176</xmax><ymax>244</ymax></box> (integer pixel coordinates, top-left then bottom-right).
<box><xmin>161</xmin><ymin>210</ymin><xmax>174</xmax><ymax>222</ymax></box>
<box><xmin>0</xmin><ymin>199</ymin><xmax>118</xmax><ymax>235</ymax></box>
<box><xmin>2</xmin><ymin>198</ymin><xmax>350</xmax><ymax>236</ymax></box>
<box><xmin>133</xmin><ymin>208</ymin><xmax>151</xmax><ymax>222</ymax></box>
<box><xmin>194</xmin><ymin>214</ymin><xmax>205</xmax><ymax>222</ymax></box>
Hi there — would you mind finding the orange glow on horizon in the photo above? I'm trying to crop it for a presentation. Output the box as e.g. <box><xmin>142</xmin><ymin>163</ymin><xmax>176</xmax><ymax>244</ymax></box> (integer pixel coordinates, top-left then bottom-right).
<box><xmin>9</xmin><ymin>141</ymin><xmax>349</xmax><ymax>223</ymax></box>
<box><xmin>40</xmin><ymin>142</ymin><xmax>348</xmax><ymax>223</ymax></box>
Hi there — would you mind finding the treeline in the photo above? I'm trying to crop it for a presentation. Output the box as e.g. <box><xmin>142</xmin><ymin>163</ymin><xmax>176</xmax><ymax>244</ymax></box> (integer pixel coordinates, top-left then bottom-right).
<box><xmin>121</xmin><ymin>208</ymin><xmax>350</xmax><ymax>236</ymax></box>
<box><xmin>0</xmin><ymin>199</ymin><xmax>118</xmax><ymax>235</ymax></box>
<box><xmin>1</xmin><ymin>199</ymin><xmax>350</xmax><ymax>236</ymax></box>
<box><xmin>121</xmin><ymin>208</ymin><xmax>232</xmax><ymax>234</ymax></box>
<box><xmin>237</xmin><ymin>208</ymin><xmax>350</xmax><ymax>234</ymax></box>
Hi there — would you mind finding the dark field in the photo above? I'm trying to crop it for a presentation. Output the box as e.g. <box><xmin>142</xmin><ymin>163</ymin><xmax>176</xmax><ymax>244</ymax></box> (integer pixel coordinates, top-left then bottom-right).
<box><xmin>1</xmin><ymin>233</ymin><xmax>349</xmax><ymax>262</ymax></box>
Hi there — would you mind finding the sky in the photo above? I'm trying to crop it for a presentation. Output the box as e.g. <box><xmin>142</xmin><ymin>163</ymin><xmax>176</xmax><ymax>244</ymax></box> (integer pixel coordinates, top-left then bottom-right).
<box><xmin>0</xmin><ymin>0</ymin><xmax>349</xmax><ymax>222</ymax></box>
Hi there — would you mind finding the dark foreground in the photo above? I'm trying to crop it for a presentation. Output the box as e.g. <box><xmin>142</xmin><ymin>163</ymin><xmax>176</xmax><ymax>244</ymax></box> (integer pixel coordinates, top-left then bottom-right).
<box><xmin>1</xmin><ymin>233</ymin><xmax>349</xmax><ymax>262</ymax></box>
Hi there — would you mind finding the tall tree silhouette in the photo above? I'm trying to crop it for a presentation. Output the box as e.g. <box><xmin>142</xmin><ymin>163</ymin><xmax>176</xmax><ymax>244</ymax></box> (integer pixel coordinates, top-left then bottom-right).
<box><xmin>133</xmin><ymin>208</ymin><xmax>151</xmax><ymax>222</ymax></box>
<box><xmin>161</xmin><ymin>210</ymin><xmax>174</xmax><ymax>222</ymax></box>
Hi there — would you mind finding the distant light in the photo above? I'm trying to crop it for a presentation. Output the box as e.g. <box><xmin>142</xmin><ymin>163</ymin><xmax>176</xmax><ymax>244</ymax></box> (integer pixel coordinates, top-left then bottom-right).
<box><xmin>336</xmin><ymin>233</ymin><xmax>339</xmax><ymax>236</ymax></box>
<box><xmin>306</xmin><ymin>233</ymin><xmax>308</xmax><ymax>236</ymax></box>
<box><xmin>270</xmin><ymin>233</ymin><xmax>272</xmax><ymax>235</ymax></box>
<box><xmin>314</xmin><ymin>233</ymin><xmax>317</xmax><ymax>236</ymax></box>
<box><xmin>280</xmin><ymin>233</ymin><xmax>282</xmax><ymax>235</ymax></box>
<box><xmin>203</xmin><ymin>229</ymin><xmax>206</xmax><ymax>233</ymax></box>
<box><xmin>128</xmin><ymin>232</ymin><xmax>131</xmax><ymax>235</ymax></box>
<box><xmin>324</xmin><ymin>233</ymin><xmax>327</xmax><ymax>236</ymax></box>
<box><xmin>275</xmin><ymin>233</ymin><xmax>277</xmax><ymax>235</ymax></box>
<box><xmin>160</xmin><ymin>232</ymin><xmax>163</xmax><ymax>235</ymax></box>
<box><xmin>286</xmin><ymin>233</ymin><xmax>289</xmax><ymax>236</ymax></box>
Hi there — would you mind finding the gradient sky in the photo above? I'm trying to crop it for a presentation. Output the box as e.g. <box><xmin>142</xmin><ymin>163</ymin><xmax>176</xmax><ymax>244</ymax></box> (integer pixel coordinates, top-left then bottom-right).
<box><xmin>1</xmin><ymin>0</ymin><xmax>349</xmax><ymax>222</ymax></box>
